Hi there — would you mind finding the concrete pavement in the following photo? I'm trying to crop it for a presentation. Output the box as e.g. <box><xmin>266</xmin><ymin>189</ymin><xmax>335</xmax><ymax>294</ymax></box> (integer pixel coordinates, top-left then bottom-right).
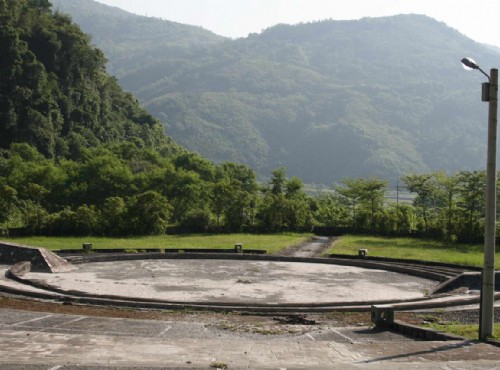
<box><xmin>0</xmin><ymin>308</ymin><xmax>499</xmax><ymax>369</ymax></box>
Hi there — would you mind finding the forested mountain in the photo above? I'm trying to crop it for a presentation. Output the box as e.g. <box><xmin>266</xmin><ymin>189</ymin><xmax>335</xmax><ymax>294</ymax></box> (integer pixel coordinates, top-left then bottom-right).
<box><xmin>0</xmin><ymin>0</ymin><xmax>261</xmax><ymax>235</ymax></box>
<box><xmin>0</xmin><ymin>0</ymin><xmax>181</xmax><ymax>159</ymax></box>
<box><xmin>52</xmin><ymin>1</ymin><xmax>500</xmax><ymax>183</ymax></box>
<box><xmin>50</xmin><ymin>0</ymin><xmax>224</xmax><ymax>77</ymax></box>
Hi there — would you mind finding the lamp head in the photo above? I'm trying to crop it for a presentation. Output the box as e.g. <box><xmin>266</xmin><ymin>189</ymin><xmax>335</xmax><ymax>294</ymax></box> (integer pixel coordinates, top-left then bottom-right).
<box><xmin>461</xmin><ymin>57</ymin><xmax>491</xmax><ymax>80</ymax></box>
<box><xmin>461</xmin><ymin>57</ymin><xmax>480</xmax><ymax>71</ymax></box>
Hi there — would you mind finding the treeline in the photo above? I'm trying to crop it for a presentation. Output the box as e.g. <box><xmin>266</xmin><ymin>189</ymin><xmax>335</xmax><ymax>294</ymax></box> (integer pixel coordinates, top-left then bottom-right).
<box><xmin>0</xmin><ymin>142</ymin><xmax>312</xmax><ymax>235</ymax></box>
<box><xmin>332</xmin><ymin>173</ymin><xmax>488</xmax><ymax>243</ymax></box>
<box><xmin>0</xmin><ymin>142</ymin><xmax>491</xmax><ymax>244</ymax></box>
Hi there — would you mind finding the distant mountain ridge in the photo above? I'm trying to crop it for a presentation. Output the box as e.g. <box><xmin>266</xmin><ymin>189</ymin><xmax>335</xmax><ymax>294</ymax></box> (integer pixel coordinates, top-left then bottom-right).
<box><xmin>50</xmin><ymin>0</ymin><xmax>500</xmax><ymax>184</ymax></box>
<box><xmin>50</xmin><ymin>0</ymin><xmax>225</xmax><ymax>76</ymax></box>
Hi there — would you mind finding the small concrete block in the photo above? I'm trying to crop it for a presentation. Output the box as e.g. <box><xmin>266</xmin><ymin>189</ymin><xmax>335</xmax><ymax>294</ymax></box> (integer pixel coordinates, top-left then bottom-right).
<box><xmin>358</xmin><ymin>249</ymin><xmax>368</xmax><ymax>257</ymax></box>
<box><xmin>234</xmin><ymin>243</ymin><xmax>243</xmax><ymax>253</ymax></box>
<box><xmin>371</xmin><ymin>305</ymin><xmax>394</xmax><ymax>326</ymax></box>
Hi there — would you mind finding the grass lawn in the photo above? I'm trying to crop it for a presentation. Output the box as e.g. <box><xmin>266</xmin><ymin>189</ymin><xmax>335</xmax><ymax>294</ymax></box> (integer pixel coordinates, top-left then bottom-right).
<box><xmin>326</xmin><ymin>235</ymin><xmax>500</xmax><ymax>269</ymax></box>
<box><xmin>1</xmin><ymin>233</ymin><xmax>312</xmax><ymax>255</ymax></box>
<box><xmin>423</xmin><ymin>322</ymin><xmax>500</xmax><ymax>341</ymax></box>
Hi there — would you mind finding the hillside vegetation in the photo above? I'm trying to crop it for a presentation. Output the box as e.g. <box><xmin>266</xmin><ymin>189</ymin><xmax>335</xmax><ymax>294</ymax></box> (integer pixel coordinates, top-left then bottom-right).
<box><xmin>0</xmin><ymin>1</ymin><xmax>496</xmax><ymax>246</ymax></box>
<box><xmin>0</xmin><ymin>0</ymin><xmax>258</xmax><ymax>235</ymax></box>
<box><xmin>51</xmin><ymin>0</ymin><xmax>500</xmax><ymax>183</ymax></box>
<box><xmin>0</xmin><ymin>0</ymin><xmax>179</xmax><ymax>159</ymax></box>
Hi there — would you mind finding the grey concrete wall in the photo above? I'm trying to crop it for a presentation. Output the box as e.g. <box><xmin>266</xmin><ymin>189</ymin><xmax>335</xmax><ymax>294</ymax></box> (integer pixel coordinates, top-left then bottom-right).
<box><xmin>0</xmin><ymin>241</ymin><xmax>74</xmax><ymax>273</ymax></box>
<box><xmin>433</xmin><ymin>271</ymin><xmax>500</xmax><ymax>293</ymax></box>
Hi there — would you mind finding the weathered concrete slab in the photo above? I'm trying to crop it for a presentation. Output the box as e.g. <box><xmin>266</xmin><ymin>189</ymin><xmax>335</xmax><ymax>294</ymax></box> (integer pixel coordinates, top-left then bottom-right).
<box><xmin>21</xmin><ymin>259</ymin><xmax>436</xmax><ymax>304</ymax></box>
<box><xmin>0</xmin><ymin>241</ymin><xmax>76</xmax><ymax>273</ymax></box>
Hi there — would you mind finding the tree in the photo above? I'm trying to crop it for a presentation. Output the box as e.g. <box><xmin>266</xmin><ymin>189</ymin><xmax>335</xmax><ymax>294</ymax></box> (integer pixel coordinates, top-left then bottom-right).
<box><xmin>336</xmin><ymin>177</ymin><xmax>364</xmax><ymax>230</ymax></box>
<box><xmin>0</xmin><ymin>144</ymin><xmax>66</xmax><ymax>211</ymax></box>
<box><xmin>0</xmin><ymin>185</ymin><xmax>17</xmax><ymax>224</ymax></box>
<box><xmin>212</xmin><ymin>162</ymin><xmax>258</xmax><ymax>231</ymax></box>
<box><xmin>165</xmin><ymin>169</ymin><xmax>206</xmax><ymax>223</ymax></box>
<box><xmin>336</xmin><ymin>177</ymin><xmax>387</xmax><ymax>232</ymax></box>
<box><xmin>211</xmin><ymin>177</ymin><xmax>231</xmax><ymax>227</ymax></box>
<box><xmin>314</xmin><ymin>194</ymin><xmax>351</xmax><ymax>227</ymax></box>
<box><xmin>79</xmin><ymin>148</ymin><xmax>134</xmax><ymax>204</ymax></box>
<box><xmin>360</xmin><ymin>177</ymin><xmax>388</xmax><ymax>231</ymax></box>
<box><xmin>27</xmin><ymin>0</ymin><xmax>51</xmax><ymax>12</ymax></box>
<box><xmin>173</xmin><ymin>152</ymin><xmax>215</xmax><ymax>182</ymax></box>
<box><xmin>100</xmin><ymin>196</ymin><xmax>127</xmax><ymax>236</ymax></box>
<box><xmin>45</xmin><ymin>207</ymin><xmax>76</xmax><ymax>235</ymax></box>
<box><xmin>74</xmin><ymin>204</ymin><xmax>100</xmax><ymax>235</ymax></box>
<box><xmin>127</xmin><ymin>191</ymin><xmax>172</xmax><ymax>235</ymax></box>
<box><xmin>258</xmin><ymin>168</ymin><xmax>289</xmax><ymax>231</ymax></box>
<box><xmin>270</xmin><ymin>167</ymin><xmax>287</xmax><ymax>195</ymax></box>
<box><xmin>402</xmin><ymin>174</ymin><xmax>437</xmax><ymax>234</ymax></box>
<box><xmin>284</xmin><ymin>176</ymin><xmax>314</xmax><ymax>231</ymax></box>
<box><xmin>258</xmin><ymin>168</ymin><xmax>314</xmax><ymax>231</ymax></box>
<box><xmin>457</xmin><ymin>171</ymin><xmax>486</xmax><ymax>242</ymax></box>
<box><xmin>434</xmin><ymin>171</ymin><xmax>461</xmax><ymax>241</ymax></box>
<box><xmin>20</xmin><ymin>200</ymin><xmax>48</xmax><ymax>234</ymax></box>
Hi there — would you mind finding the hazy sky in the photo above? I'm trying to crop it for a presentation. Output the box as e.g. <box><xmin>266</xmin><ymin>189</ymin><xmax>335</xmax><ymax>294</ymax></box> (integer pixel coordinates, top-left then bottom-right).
<box><xmin>95</xmin><ymin>0</ymin><xmax>500</xmax><ymax>48</ymax></box>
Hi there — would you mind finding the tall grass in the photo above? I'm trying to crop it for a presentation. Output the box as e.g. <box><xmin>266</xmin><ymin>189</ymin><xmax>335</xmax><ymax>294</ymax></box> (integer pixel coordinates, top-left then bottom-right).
<box><xmin>327</xmin><ymin>235</ymin><xmax>500</xmax><ymax>268</ymax></box>
<box><xmin>2</xmin><ymin>233</ymin><xmax>311</xmax><ymax>255</ymax></box>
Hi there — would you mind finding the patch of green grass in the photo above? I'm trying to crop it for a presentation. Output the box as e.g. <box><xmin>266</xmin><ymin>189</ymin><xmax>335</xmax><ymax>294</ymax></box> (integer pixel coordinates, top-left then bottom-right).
<box><xmin>1</xmin><ymin>233</ymin><xmax>311</xmax><ymax>254</ymax></box>
<box><xmin>422</xmin><ymin>322</ymin><xmax>500</xmax><ymax>340</ymax></box>
<box><xmin>209</xmin><ymin>361</ymin><xmax>228</xmax><ymax>369</ymax></box>
<box><xmin>326</xmin><ymin>235</ymin><xmax>500</xmax><ymax>268</ymax></box>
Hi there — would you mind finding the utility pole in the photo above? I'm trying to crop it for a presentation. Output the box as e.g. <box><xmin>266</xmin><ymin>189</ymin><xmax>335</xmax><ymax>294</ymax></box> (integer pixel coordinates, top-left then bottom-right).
<box><xmin>461</xmin><ymin>58</ymin><xmax>497</xmax><ymax>340</ymax></box>
<box><xmin>481</xmin><ymin>68</ymin><xmax>498</xmax><ymax>340</ymax></box>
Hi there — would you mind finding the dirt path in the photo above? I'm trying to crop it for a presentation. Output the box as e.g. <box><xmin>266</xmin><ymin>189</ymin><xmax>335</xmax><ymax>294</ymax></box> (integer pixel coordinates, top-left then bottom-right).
<box><xmin>278</xmin><ymin>236</ymin><xmax>338</xmax><ymax>257</ymax></box>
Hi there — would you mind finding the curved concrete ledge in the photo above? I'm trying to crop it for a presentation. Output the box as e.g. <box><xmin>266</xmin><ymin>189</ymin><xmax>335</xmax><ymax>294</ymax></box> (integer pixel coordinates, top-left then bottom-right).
<box><xmin>6</xmin><ymin>267</ymin><xmax>435</xmax><ymax>309</ymax></box>
<box><xmin>328</xmin><ymin>253</ymin><xmax>483</xmax><ymax>271</ymax></box>
<box><xmin>3</xmin><ymin>252</ymin><xmax>493</xmax><ymax>314</ymax></box>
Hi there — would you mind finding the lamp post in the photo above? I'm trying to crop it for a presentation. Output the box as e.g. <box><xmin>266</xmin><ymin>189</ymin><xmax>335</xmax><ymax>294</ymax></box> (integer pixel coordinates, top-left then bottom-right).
<box><xmin>461</xmin><ymin>57</ymin><xmax>498</xmax><ymax>340</ymax></box>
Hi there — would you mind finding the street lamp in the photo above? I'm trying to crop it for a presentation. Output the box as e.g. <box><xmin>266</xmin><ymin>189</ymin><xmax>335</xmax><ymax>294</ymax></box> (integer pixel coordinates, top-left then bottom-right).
<box><xmin>461</xmin><ymin>57</ymin><xmax>498</xmax><ymax>340</ymax></box>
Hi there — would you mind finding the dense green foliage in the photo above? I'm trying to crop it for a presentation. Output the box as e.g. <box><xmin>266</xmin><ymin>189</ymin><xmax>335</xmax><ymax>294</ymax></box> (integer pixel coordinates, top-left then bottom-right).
<box><xmin>50</xmin><ymin>0</ymin><xmax>500</xmax><ymax>183</ymax></box>
<box><xmin>0</xmin><ymin>142</ymin><xmax>317</xmax><ymax>235</ymax></box>
<box><xmin>0</xmin><ymin>135</ymin><xmax>492</xmax><ymax>242</ymax></box>
<box><xmin>0</xmin><ymin>0</ymin><xmax>175</xmax><ymax>159</ymax></box>
<box><xmin>330</xmin><ymin>171</ymin><xmax>492</xmax><ymax>243</ymax></box>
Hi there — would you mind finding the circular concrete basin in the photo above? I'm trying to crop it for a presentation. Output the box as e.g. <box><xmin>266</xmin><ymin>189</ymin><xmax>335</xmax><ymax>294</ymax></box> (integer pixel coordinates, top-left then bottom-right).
<box><xmin>24</xmin><ymin>259</ymin><xmax>436</xmax><ymax>304</ymax></box>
